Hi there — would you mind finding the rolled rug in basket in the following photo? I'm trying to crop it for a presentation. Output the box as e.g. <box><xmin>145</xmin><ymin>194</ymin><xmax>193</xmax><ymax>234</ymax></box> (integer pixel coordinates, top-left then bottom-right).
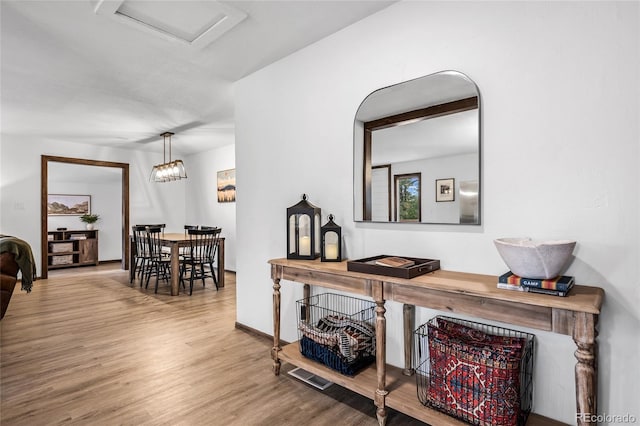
<box><xmin>298</xmin><ymin>315</ymin><xmax>376</xmax><ymax>376</ymax></box>
<box><xmin>299</xmin><ymin>315</ymin><xmax>375</xmax><ymax>361</ymax></box>
<box><xmin>315</xmin><ymin>315</ymin><xmax>376</xmax><ymax>361</ymax></box>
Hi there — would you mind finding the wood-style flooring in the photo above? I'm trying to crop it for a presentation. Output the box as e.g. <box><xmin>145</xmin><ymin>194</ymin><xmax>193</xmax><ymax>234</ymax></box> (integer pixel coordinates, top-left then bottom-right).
<box><xmin>1</xmin><ymin>264</ymin><xmax>423</xmax><ymax>425</ymax></box>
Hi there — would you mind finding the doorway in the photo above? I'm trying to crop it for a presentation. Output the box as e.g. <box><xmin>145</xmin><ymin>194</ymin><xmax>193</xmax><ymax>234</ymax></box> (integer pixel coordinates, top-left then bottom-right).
<box><xmin>40</xmin><ymin>155</ymin><xmax>129</xmax><ymax>279</ymax></box>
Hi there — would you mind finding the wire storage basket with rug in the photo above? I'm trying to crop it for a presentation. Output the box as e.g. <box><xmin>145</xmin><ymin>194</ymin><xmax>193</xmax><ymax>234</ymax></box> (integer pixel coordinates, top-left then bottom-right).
<box><xmin>414</xmin><ymin>316</ymin><xmax>534</xmax><ymax>426</ymax></box>
<box><xmin>296</xmin><ymin>293</ymin><xmax>376</xmax><ymax>376</ymax></box>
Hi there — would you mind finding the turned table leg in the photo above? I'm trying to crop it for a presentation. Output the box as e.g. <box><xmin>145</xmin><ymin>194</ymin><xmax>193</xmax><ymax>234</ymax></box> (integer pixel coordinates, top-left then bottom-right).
<box><xmin>573</xmin><ymin>312</ymin><xmax>598</xmax><ymax>426</ymax></box>
<box><xmin>403</xmin><ymin>304</ymin><xmax>415</xmax><ymax>376</ymax></box>
<box><xmin>271</xmin><ymin>275</ymin><xmax>282</xmax><ymax>376</ymax></box>
<box><xmin>373</xmin><ymin>281</ymin><xmax>388</xmax><ymax>426</ymax></box>
<box><xmin>170</xmin><ymin>241</ymin><xmax>180</xmax><ymax>295</ymax></box>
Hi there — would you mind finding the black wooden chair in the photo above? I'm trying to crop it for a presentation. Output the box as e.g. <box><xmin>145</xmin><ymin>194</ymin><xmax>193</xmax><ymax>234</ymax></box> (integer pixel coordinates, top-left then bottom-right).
<box><xmin>147</xmin><ymin>224</ymin><xmax>169</xmax><ymax>254</ymax></box>
<box><xmin>199</xmin><ymin>227</ymin><xmax>221</xmax><ymax>285</ymax></box>
<box><xmin>179</xmin><ymin>228</ymin><xmax>221</xmax><ymax>295</ymax></box>
<box><xmin>184</xmin><ymin>225</ymin><xmax>198</xmax><ymax>235</ymax></box>
<box><xmin>131</xmin><ymin>225</ymin><xmax>151</xmax><ymax>285</ymax></box>
<box><xmin>144</xmin><ymin>226</ymin><xmax>171</xmax><ymax>293</ymax></box>
<box><xmin>149</xmin><ymin>224</ymin><xmax>166</xmax><ymax>235</ymax></box>
<box><xmin>180</xmin><ymin>225</ymin><xmax>199</xmax><ymax>255</ymax></box>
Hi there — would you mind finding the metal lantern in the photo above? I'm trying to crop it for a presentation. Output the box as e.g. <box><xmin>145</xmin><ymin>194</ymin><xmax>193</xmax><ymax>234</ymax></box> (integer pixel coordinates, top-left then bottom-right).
<box><xmin>287</xmin><ymin>194</ymin><xmax>321</xmax><ymax>260</ymax></box>
<box><xmin>321</xmin><ymin>214</ymin><xmax>342</xmax><ymax>262</ymax></box>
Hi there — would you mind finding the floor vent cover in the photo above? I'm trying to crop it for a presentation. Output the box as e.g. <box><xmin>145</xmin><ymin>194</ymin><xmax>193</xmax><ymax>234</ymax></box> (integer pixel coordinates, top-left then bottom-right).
<box><xmin>288</xmin><ymin>367</ymin><xmax>333</xmax><ymax>390</ymax></box>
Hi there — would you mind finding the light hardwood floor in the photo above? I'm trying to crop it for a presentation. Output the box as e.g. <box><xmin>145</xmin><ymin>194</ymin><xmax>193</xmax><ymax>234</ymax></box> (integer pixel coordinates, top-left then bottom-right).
<box><xmin>1</xmin><ymin>265</ymin><xmax>424</xmax><ymax>425</ymax></box>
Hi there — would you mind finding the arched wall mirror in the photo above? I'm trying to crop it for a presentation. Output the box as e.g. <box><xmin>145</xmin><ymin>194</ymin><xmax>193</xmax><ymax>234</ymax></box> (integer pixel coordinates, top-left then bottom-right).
<box><xmin>353</xmin><ymin>70</ymin><xmax>481</xmax><ymax>225</ymax></box>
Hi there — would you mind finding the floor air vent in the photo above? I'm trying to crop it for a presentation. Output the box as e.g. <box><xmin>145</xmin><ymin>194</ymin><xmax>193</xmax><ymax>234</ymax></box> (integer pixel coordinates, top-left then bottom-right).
<box><xmin>288</xmin><ymin>367</ymin><xmax>333</xmax><ymax>390</ymax></box>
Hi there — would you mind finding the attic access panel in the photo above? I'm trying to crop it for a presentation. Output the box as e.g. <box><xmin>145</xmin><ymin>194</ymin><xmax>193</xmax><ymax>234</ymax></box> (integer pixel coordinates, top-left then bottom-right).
<box><xmin>94</xmin><ymin>0</ymin><xmax>247</xmax><ymax>48</ymax></box>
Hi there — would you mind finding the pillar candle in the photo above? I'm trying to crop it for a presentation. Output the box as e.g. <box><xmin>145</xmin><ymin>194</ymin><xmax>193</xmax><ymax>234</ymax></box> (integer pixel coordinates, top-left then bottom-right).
<box><xmin>299</xmin><ymin>236</ymin><xmax>311</xmax><ymax>256</ymax></box>
<box><xmin>325</xmin><ymin>243</ymin><xmax>338</xmax><ymax>260</ymax></box>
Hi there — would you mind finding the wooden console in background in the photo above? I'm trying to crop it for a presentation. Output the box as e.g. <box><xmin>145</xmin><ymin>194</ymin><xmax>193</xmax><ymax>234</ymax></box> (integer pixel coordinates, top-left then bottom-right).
<box><xmin>268</xmin><ymin>258</ymin><xmax>604</xmax><ymax>426</ymax></box>
<box><xmin>47</xmin><ymin>230</ymin><xmax>99</xmax><ymax>269</ymax></box>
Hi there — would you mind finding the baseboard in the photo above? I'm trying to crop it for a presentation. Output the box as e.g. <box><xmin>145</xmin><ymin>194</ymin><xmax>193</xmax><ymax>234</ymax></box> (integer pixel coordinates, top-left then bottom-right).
<box><xmin>234</xmin><ymin>321</ymin><xmax>290</xmax><ymax>346</ymax></box>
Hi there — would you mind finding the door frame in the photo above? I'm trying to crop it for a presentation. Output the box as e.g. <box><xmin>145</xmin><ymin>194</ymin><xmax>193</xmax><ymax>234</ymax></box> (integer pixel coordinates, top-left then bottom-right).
<box><xmin>41</xmin><ymin>155</ymin><xmax>129</xmax><ymax>279</ymax></box>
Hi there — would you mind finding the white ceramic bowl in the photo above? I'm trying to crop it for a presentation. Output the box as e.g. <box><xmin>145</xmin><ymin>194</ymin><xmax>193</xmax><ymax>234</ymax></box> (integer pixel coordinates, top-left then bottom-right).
<box><xmin>493</xmin><ymin>238</ymin><xmax>576</xmax><ymax>279</ymax></box>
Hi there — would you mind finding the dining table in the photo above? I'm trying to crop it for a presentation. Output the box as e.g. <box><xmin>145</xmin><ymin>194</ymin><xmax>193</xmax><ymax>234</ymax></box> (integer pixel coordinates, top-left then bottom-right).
<box><xmin>129</xmin><ymin>232</ymin><xmax>225</xmax><ymax>295</ymax></box>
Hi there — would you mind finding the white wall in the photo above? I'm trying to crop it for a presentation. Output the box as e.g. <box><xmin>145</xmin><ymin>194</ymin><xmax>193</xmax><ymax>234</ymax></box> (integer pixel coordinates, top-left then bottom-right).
<box><xmin>235</xmin><ymin>1</ymin><xmax>639</xmax><ymax>423</ymax></box>
<box><xmin>0</xmin><ymin>135</ymin><xmax>188</xmax><ymax>271</ymax></box>
<box><xmin>185</xmin><ymin>143</ymin><xmax>237</xmax><ymax>271</ymax></box>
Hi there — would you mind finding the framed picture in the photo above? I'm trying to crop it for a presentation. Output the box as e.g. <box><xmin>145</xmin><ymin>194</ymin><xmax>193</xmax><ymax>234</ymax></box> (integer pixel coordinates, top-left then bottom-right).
<box><xmin>217</xmin><ymin>168</ymin><xmax>236</xmax><ymax>202</ymax></box>
<box><xmin>47</xmin><ymin>194</ymin><xmax>91</xmax><ymax>215</ymax></box>
<box><xmin>435</xmin><ymin>178</ymin><xmax>455</xmax><ymax>202</ymax></box>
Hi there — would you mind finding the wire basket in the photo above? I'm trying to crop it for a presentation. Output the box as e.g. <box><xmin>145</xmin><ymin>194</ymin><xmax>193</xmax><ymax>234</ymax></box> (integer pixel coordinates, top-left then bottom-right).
<box><xmin>296</xmin><ymin>293</ymin><xmax>376</xmax><ymax>376</ymax></box>
<box><xmin>414</xmin><ymin>316</ymin><xmax>534</xmax><ymax>426</ymax></box>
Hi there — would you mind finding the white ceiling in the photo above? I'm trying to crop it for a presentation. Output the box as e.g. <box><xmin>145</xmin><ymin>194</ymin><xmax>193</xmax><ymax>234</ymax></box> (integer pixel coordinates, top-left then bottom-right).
<box><xmin>1</xmin><ymin>0</ymin><xmax>394</xmax><ymax>155</ymax></box>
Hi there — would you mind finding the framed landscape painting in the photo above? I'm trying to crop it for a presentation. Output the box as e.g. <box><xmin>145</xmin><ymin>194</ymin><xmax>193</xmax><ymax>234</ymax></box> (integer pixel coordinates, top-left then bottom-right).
<box><xmin>217</xmin><ymin>169</ymin><xmax>236</xmax><ymax>202</ymax></box>
<box><xmin>47</xmin><ymin>194</ymin><xmax>91</xmax><ymax>215</ymax></box>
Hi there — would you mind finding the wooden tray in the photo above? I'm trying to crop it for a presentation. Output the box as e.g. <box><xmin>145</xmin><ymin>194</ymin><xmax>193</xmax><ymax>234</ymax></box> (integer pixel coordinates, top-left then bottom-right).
<box><xmin>347</xmin><ymin>255</ymin><xmax>440</xmax><ymax>279</ymax></box>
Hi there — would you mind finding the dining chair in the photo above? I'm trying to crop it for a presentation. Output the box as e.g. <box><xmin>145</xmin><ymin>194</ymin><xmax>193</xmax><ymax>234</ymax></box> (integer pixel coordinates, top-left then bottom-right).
<box><xmin>136</xmin><ymin>223</ymin><xmax>166</xmax><ymax>234</ymax></box>
<box><xmin>150</xmin><ymin>224</ymin><xmax>166</xmax><ymax>235</ymax></box>
<box><xmin>179</xmin><ymin>228</ymin><xmax>220</xmax><ymax>295</ymax></box>
<box><xmin>180</xmin><ymin>225</ymin><xmax>199</xmax><ymax>256</ymax></box>
<box><xmin>135</xmin><ymin>224</ymin><xmax>168</xmax><ymax>253</ymax></box>
<box><xmin>146</xmin><ymin>224</ymin><xmax>168</xmax><ymax>254</ymax></box>
<box><xmin>184</xmin><ymin>225</ymin><xmax>198</xmax><ymax>235</ymax></box>
<box><xmin>202</xmin><ymin>227</ymin><xmax>222</xmax><ymax>288</ymax></box>
<box><xmin>199</xmin><ymin>227</ymin><xmax>221</xmax><ymax>285</ymax></box>
<box><xmin>131</xmin><ymin>225</ymin><xmax>151</xmax><ymax>285</ymax></box>
<box><xmin>144</xmin><ymin>226</ymin><xmax>171</xmax><ymax>293</ymax></box>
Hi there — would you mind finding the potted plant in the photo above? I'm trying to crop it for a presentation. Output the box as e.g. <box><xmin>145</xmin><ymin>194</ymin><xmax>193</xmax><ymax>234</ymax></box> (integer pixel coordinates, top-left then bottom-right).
<box><xmin>79</xmin><ymin>213</ymin><xmax>100</xmax><ymax>230</ymax></box>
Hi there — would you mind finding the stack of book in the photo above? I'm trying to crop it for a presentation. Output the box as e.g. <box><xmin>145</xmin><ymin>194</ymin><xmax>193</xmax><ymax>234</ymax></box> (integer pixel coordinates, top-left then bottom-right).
<box><xmin>497</xmin><ymin>271</ymin><xmax>575</xmax><ymax>297</ymax></box>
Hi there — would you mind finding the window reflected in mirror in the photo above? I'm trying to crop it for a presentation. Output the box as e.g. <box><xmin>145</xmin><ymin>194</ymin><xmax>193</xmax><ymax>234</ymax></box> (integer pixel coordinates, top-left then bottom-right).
<box><xmin>394</xmin><ymin>173</ymin><xmax>421</xmax><ymax>222</ymax></box>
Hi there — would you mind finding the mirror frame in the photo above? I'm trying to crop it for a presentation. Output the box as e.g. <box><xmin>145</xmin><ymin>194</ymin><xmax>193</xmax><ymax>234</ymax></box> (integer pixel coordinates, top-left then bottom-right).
<box><xmin>354</xmin><ymin>70</ymin><xmax>481</xmax><ymax>225</ymax></box>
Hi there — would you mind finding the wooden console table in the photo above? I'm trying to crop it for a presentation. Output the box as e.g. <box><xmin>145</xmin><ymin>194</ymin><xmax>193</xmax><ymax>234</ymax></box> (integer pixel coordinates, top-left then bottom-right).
<box><xmin>268</xmin><ymin>258</ymin><xmax>604</xmax><ymax>426</ymax></box>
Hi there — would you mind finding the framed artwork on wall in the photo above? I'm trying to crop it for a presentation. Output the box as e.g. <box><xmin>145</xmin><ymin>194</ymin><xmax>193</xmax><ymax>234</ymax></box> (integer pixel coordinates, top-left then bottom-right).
<box><xmin>217</xmin><ymin>168</ymin><xmax>236</xmax><ymax>203</ymax></box>
<box><xmin>47</xmin><ymin>194</ymin><xmax>91</xmax><ymax>215</ymax></box>
<box><xmin>435</xmin><ymin>178</ymin><xmax>455</xmax><ymax>202</ymax></box>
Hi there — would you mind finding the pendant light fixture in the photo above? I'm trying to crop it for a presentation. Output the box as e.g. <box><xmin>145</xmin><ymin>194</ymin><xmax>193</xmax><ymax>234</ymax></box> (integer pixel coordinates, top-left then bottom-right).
<box><xmin>149</xmin><ymin>132</ymin><xmax>187</xmax><ymax>182</ymax></box>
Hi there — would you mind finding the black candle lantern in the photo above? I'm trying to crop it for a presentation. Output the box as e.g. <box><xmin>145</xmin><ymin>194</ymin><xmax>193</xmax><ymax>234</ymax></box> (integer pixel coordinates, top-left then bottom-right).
<box><xmin>287</xmin><ymin>194</ymin><xmax>321</xmax><ymax>260</ymax></box>
<box><xmin>321</xmin><ymin>214</ymin><xmax>342</xmax><ymax>262</ymax></box>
